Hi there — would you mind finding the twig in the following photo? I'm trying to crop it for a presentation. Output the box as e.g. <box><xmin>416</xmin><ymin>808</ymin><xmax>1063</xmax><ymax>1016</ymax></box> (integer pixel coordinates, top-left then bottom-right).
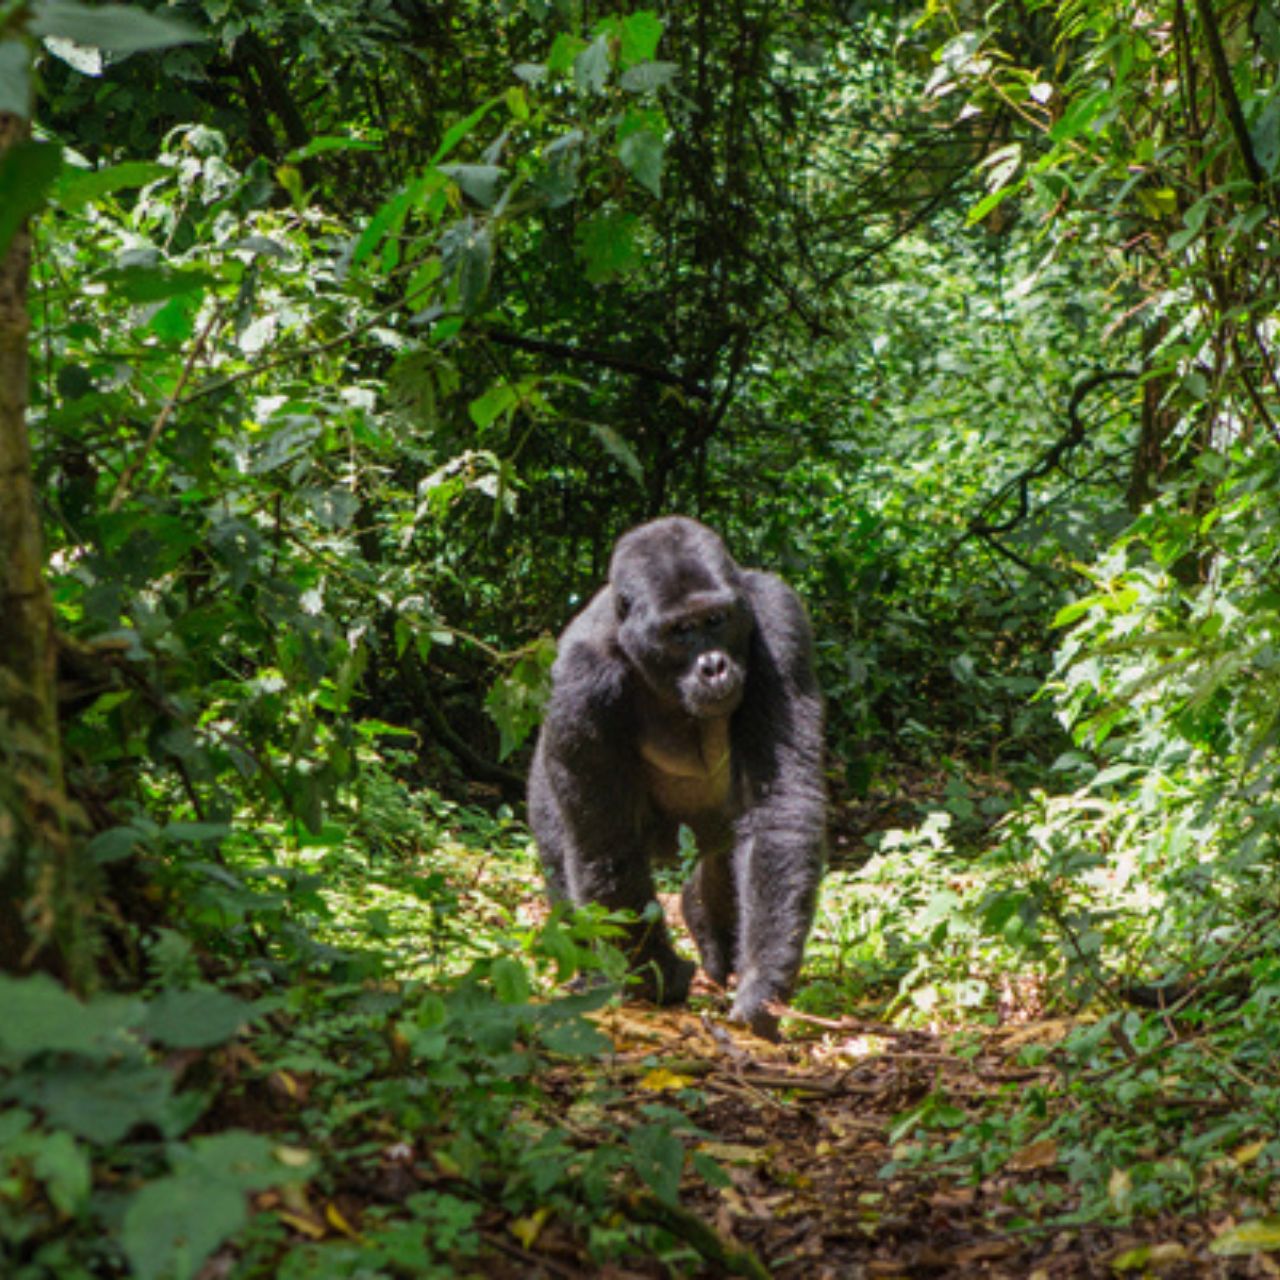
<box><xmin>109</xmin><ymin>301</ymin><xmax>225</xmax><ymax>511</ymax></box>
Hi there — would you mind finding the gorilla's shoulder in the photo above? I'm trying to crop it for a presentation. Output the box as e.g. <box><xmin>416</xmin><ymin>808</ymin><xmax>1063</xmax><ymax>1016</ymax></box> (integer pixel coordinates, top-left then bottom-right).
<box><xmin>548</xmin><ymin>588</ymin><xmax>631</xmax><ymax>710</ymax></box>
<box><xmin>742</xmin><ymin>569</ymin><xmax>812</xmax><ymax>633</ymax></box>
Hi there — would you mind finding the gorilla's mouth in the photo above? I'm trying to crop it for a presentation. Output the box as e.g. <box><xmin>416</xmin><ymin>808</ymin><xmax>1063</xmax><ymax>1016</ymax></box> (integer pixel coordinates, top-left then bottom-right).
<box><xmin>681</xmin><ymin>679</ymin><xmax>744</xmax><ymax>718</ymax></box>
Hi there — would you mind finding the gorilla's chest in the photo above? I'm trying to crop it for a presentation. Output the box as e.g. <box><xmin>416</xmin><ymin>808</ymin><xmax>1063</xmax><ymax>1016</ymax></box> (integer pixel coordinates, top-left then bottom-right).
<box><xmin>639</xmin><ymin>716</ymin><xmax>733</xmax><ymax>820</ymax></box>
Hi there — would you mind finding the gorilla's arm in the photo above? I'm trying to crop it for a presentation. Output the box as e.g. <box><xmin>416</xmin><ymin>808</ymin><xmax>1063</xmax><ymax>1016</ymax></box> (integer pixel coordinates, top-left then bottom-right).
<box><xmin>729</xmin><ymin>570</ymin><xmax>826</xmax><ymax>1036</ymax></box>
<box><xmin>528</xmin><ymin>591</ymin><xmax>695</xmax><ymax>1002</ymax></box>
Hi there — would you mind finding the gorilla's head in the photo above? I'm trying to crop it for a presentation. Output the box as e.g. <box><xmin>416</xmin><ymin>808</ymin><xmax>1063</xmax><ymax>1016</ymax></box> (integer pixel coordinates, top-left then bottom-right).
<box><xmin>610</xmin><ymin>517</ymin><xmax>753</xmax><ymax>718</ymax></box>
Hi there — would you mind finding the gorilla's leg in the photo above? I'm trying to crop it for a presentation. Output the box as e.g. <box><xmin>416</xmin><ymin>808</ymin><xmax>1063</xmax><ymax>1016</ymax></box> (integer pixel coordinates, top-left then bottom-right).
<box><xmin>564</xmin><ymin>818</ymin><xmax>694</xmax><ymax>1006</ymax></box>
<box><xmin>681</xmin><ymin>849</ymin><xmax>737</xmax><ymax>986</ymax></box>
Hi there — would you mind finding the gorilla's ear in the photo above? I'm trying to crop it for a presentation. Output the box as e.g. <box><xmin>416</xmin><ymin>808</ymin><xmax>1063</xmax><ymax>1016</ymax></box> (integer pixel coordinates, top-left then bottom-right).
<box><xmin>615</xmin><ymin>589</ymin><xmax>632</xmax><ymax>621</ymax></box>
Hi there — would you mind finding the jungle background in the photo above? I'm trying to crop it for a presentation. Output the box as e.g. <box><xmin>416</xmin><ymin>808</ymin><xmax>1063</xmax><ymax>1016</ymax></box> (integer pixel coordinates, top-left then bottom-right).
<box><xmin>4</xmin><ymin>0</ymin><xmax>1280</xmax><ymax>1275</ymax></box>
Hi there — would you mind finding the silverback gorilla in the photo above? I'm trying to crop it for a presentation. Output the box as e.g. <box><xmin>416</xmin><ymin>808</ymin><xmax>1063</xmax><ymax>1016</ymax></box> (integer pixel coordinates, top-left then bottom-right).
<box><xmin>527</xmin><ymin>516</ymin><xmax>825</xmax><ymax>1040</ymax></box>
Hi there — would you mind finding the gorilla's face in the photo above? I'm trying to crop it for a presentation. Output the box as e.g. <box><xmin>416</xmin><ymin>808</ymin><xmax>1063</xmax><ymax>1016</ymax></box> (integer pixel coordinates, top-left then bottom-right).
<box><xmin>610</xmin><ymin>517</ymin><xmax>753</xmax><ymax>719</ymax></box>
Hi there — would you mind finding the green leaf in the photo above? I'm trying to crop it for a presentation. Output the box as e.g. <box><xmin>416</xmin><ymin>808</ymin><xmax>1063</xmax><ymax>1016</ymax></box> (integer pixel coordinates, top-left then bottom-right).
<box><xmin>122</xmin><ymin>1174</ymin><xmax>246</xmax><ymax>1280</ymax></box>
<box><xmin>575</xmin><ymin>211</ymin><xmax>642</xmax><ymax>283</ymax></box>
<box><xmin>32</xmin><ymin>1131</ymin><xmax>91</xmax><ymax>1215</ymax></box>
<box><xmin>574</xmin><ymin>35</ymin><xmax>611</xmax><ymax>94</ymax></box>
<box><xmin>8</xmin><ymin>1059</ymin><xmax>181</xmax><ymax>1144</ymax></box>
<box><xmin>285</xmin><ymin>135</ymin><xmax>381</xmax><ymax>162</ymax></box>
<box><xmin>539</xmin><ymin>1017</ymin><xmax>611</xmax><ymax>1057</ymax></box>
<box><xmin>87</xmin><ymin>824</ymin><xmax>144</xmax><ymax>864</ymax></box>
<box><xmin>620</xmin><ymin>61</ymin><xmax>677</xmax><ymax>94</ymax></box>
<box><xmin>618</xmin><ymin>128</ymin><xmax>664</xmax><ymax>196</ymax></box>
<box><xmin>691</xmin><ymin>1150</ymin><xmax>732</xmax><ymax>1189</ymax></box>
<box><xmin>98</xmin><ymin>264</ymin><xmax>217</xmax><ymax>302</ymax></box>
<box><xmin>54</xmin><ymin>160</ymin><xmax>168</xmax><ymax>209</ymax></box>
<box><xmin>628</xmin><ymin>1124</ymin><xmax>684</xmax><ymax>1206</ymax></box>
<box><xmin>184</xmin><ymin>1130</ymin><xmax>303</xmax><ymax>1189</ymax></box>
<box><xmin>31</xmin><ymin>2</ymin><xmax>202</xmax><ymax>54</ymax></box>
<box><xmin>547</xmin><ymin>33</ymin><xmax>587</xmax><ymax>76</ymax></box>
<box><xmin>469</xmin><ymin>382</ymin><xmax>518</xmax><ymax>430</ymax></box>
<box><xmin>0</xmin><ymin>39</ymin><xmax>32</xmax><ymax>116</ymax></box>
<box><xmin>0</xmin><ymin>140</ymin><xmax>61</xmax><ymax>258</ymax></box>
<box><xmin>620</xmin><ymin>11</ymin><xmax>663</xmax><ymax>66</ymax></box>
<box><xmin>0</xmin><ymin>973</ymin><xmax>141</xmax><ymax>1061</ymax></box>
<box><xmin>430</xmin><ymin>95</ymin><xmax>501</xmax><ymax>166</ymax></box>
<box><xmin>142</xmin><ymin>986</ymin><xmax>252</xmax><ymax>1049</ymax></box>
<box><xmin>453</xmin><ymin>225</ymin><xmax>492</xmax><ymax>312</ymax></box>
<box><xmin>490</xmin><ymin>956</ymin><xmax>531</xmax><ymax>1004</ymax></box>
<box><xmin>441</xmin><ymin>163</ymin><xmax>505</xmax><ymax>208</ymax></box>
<box><xmin>587</xmin><ymin>423</ymin><xmax>644</xmax><ymax>486</ymax></box>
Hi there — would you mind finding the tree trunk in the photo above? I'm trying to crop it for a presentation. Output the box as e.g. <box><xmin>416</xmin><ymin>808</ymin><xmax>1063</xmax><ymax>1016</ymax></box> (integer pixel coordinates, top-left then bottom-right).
<box><xmin>0</xmin><ymin>109</ymin><xmax>90</xmax><ymax>987</ymax></box>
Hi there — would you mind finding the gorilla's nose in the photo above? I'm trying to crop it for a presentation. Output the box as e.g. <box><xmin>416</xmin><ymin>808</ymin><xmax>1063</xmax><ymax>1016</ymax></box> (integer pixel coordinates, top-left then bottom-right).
<box><xmin>698</xmin><ymin>651</ymin><xmax>729</xmax><ymax>683</ymax></box>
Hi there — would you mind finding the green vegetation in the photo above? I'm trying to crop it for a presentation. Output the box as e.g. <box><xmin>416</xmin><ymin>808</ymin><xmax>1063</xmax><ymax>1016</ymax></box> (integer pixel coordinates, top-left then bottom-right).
<box><xmin>5</xmin><ymin>0</ymin><xmax>1280</xmax><ymax>1273</ymax></box>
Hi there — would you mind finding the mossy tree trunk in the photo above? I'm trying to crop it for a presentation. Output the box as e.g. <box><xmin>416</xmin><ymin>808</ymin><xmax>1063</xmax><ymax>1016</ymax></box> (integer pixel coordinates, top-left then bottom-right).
<box><xmin>0</xmin><ymin>107</ymin><xmax>92</xmax><ymax>988</ymax></box>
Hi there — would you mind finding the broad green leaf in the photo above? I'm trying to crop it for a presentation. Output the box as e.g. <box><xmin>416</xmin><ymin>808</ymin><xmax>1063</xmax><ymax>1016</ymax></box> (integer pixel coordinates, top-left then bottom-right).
<box><xmin>8</xmin><ymin>1059</ymin><xmax>180</xmax><ymax>1144</ymax></box>
<box><xmin>490</xmin><ymin>956</ymin><xmax>531</xmax><ymax>1004</ymax></box>
<box><xmin>547</xmin><ymin>33</ymin><xmax>587</xmax><ymax>76</ymax></box>
<box><xmin>122</xmin><ymin>1175</ymin><xmax>245</xmax><ymax>1280</ymax></box>
<box><xmin>452</xmin><ymin>225</ymin><xmax>492</xmax><ymax>312</ymax></box>
<box><xmin>0</xmin><ymin>973</ymin><xmax>141</xmax><ymax>1060</ymax></box>
<box><xmin>618</xmin><ymin>128</ymin><xmax>664</xmax><ymax>196</ymax></box>
<box><xmin>628</xmin><ymin>1124</ymin><xmax>684</xmax><ymax>1206</ymax></box>
<box><xmin>574</xmin><ymin>35</ymin><xmax>610</xmax><ymax>94</ymax></box>
<box><xmin>32</xmin><ymin>1131</ymin><xmax>91</xmax><ymax>1215</ymax></box>
<box><xmin>469</xmin><ymin>383</ymin><xmax>517</xmax><ymax>430</ymax></box>
<box><xmin>0</xmin><ymin>39</ymin><xmax>32</xmax><ymax>116</ymax></box>
<box><xmin>87</xmin><ymin>824</ymin><xmax>144</xmax><ymax>863</ymax></box>
<box><xmin>0</xmin><ymin>140</ymin><xmax>61</xmax><ymax>258</ymax></box>
<box><xmin>621</xmin><ymin>61</ymin><xmax>677</xmax><ymax>94</ymax></box>
<box><xmin>539</xmin><ymin>1017</ymin><xmax>610</xmax><ymax>1057</ymax></box>
<box><xmin>31</xmin><ymin>2</ymin><xmax>202</xmax><ymax>54</ymax></box>
<box><xmin>575</xmin><ymin>211</ymin><xmax>642</xmax><ymax>283</ymax></box>
<box><xmin>55</xmin><ymin>160</ymin><xmax>167</xmax><ymax>209</ymax></box>
<box><xmin>620</xmin><ymin>11</ymin><xmax>663</xmax><ymax>66</ymax></box>
<box><xmin>183</xmin><ymin>1130</ymin><xmax>301</xmax><ymax>1189</ymax></box>
<box><xmin>441</xmin><ymin>163</ymin><xmax>505</xmax><ymax>208</ymax></box>
<box><xmin>142</xmin><ymin>986</ymin><xmax>252</xmax><ymax>1049</ymax></box>
<box><xmin>98</xmin><ymin>263</ymin><xmax>217</xmax><ymax>302</ymax></box>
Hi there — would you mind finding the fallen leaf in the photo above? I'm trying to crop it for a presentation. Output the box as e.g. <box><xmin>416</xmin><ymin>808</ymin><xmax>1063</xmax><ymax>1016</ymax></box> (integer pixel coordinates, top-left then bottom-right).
<box><xmin>324</xmin><ymin>1202</ymin><xmax>361</xmax><ymax>1239</ymax></box>
<box><xmin>1212</xmin><ymin>1217</ymin><xmax>1280</xmax><ymax>1256</ymax></box>
<box><xmin>1007</xmin><ymin>1138</ymin><xmax>1058</xmax><ymax>1172</ymax></box>
<box><xmin>640</xmin><ymin>1067</ymin><xmax>695</xmax><ymax>1092</ymax></box>
<box><xmin>510</xmin><ymin>1205</ymin><xmax>551</xmax><ymax>1249</ymax></box>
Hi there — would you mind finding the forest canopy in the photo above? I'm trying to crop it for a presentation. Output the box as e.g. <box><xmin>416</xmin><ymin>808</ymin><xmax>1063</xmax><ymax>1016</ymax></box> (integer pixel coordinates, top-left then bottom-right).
<box><xmin>4</xmin><ymin>0</ymin><xmax>1280</xmax><ymax>1275</ymax></box>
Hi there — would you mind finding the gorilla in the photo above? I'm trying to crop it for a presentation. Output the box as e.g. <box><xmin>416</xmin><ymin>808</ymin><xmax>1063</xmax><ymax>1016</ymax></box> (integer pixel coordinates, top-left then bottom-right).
<box><xmin>527</xmin><ymin>516</ymin><xmax>825</xmax><ymax>1040</ymax></box>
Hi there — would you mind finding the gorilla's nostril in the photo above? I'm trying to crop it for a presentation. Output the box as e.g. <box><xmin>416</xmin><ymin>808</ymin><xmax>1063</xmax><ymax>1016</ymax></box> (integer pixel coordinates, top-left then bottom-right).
<box><xmin>699</xmin><ymin>651</ymin><xmax>729</xmax><ymax>681</ymax></box>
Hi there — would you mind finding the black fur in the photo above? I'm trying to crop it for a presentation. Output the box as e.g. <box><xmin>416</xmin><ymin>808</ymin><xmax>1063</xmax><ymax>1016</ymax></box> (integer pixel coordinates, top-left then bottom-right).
<box><xmin>527</xmin><ymin>516</ymin><xmax>825</xmax><ymax>1039</ymax></box>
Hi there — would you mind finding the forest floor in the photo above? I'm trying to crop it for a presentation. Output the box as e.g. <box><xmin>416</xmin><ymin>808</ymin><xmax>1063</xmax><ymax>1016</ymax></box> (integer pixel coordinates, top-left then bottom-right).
<box><xmin>509</xmin><ymin>998</ymin><xmax>1271</xmax><ymax>1279</ymax></box>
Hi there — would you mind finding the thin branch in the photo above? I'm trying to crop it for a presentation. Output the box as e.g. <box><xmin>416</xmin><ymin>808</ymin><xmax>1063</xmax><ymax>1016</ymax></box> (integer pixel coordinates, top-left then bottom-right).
<box><xmin>481</xmin><ymin>328</ymin><xmax>711</xmax><ymax>400</ymax></box>
<box><xmin>1193</xmin><ymin>0</ymin><xmax>1265</xmax><ymax>188</ymax></box>
<box><xmin>109</xmin><ymin>302</ymin><xmax>225</xmax><ymax>511</ymax></box>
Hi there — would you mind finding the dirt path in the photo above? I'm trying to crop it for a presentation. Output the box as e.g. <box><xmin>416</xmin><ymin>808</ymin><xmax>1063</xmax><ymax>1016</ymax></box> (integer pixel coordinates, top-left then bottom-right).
<box><xmin>522</xmin><ymin>1005</ymin><xmax>1266</xmax><ymax>1279</ymax></box>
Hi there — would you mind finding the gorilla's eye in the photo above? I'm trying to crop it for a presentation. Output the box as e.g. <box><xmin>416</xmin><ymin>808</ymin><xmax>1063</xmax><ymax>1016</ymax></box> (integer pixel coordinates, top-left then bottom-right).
<box><xmin>704</xmin><ymin>611</ymin><xmax>726</xmax><ymax>628</ymax></box>
<box><xmin>670</xmin><ymin>618</ymin><xmax>698</xmax><ymax>639</ymax></box>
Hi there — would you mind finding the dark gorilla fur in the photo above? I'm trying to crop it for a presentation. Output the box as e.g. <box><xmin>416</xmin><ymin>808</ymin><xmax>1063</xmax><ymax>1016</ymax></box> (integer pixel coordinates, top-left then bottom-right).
<box><xmin>527</xmin><ymin>516</ymin><xmax>826</xmax><ymax>1039</ymax></box>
